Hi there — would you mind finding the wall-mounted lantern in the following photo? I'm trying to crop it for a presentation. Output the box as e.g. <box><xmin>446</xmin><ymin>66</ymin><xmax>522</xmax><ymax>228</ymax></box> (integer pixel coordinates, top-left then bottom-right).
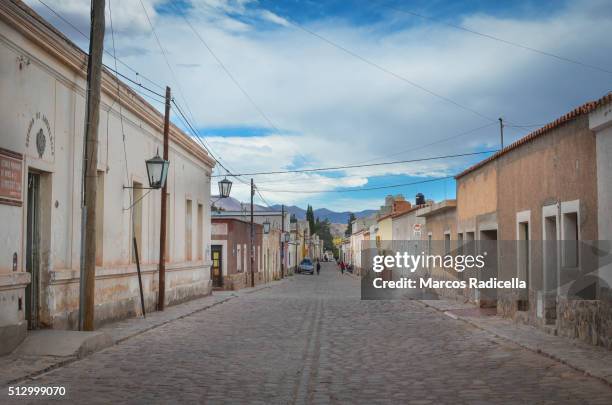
<box><xmin>218</xmin><ymin>177</ymin><xmax>232</xmax><ymax>199</ymax></box>
<box><xmin>145</xmin><ymin>149</ymin><xmax>169</xmax><ymax>189</ymax></box>
<box><xmin>263</xmin><ymin>219</ymin><xmax>271</xmax><ymax>235</ymax></box>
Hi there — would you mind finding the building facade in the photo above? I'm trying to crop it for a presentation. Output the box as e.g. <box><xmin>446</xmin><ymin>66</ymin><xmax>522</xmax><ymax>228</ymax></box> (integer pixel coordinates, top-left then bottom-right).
<box><xmin>455</xmin><ymin>95</ymin><xmax>612</xmax><ymax>348</ymax></box>
<box><xmin>0</xmin><ymin>1</ymin><xmax>215</xmax><ymax>353</ymax></box>
<box><xmin>210</xmin><ymin>217</ymin><xmax>263</xmax><ymax>290</ymax></box>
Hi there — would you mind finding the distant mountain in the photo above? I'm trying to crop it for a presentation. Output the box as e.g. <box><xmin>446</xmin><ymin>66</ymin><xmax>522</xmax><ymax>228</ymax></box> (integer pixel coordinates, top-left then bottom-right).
<box><xmin>270</xmin><ymin>205</ymin><xmax>376</xmax><ymax>224</ymax></box>
<box><xmin>211</xmin><ymin>197</ymin><xmax>376</xmax><ymax>225</ymax></box>
<box><xmin>211</xmin><ymin>196</ymin><xmax>268</xmax><ymax>212</ymax></box>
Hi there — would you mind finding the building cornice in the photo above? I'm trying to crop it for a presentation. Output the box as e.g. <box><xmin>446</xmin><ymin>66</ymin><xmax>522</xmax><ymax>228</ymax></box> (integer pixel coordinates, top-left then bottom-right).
<box><xmin>1</xmin><ymin>0</ymin><xmax>215</xmax><ymax>168</ymax></box>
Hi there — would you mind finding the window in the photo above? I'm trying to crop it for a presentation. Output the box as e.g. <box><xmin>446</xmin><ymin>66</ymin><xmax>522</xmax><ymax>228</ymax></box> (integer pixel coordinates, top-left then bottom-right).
<box><xmin>197</xmin><ymin>203</ymin><xmax>203</xmax><ymax>260</ymax></box>
<box><xmin>562</xmin><ymin>212</ymin><xmax>579</xmax><ymax>268</ymax></box>
<box><xmin>237</xmin><ymin>244</ymin><xmax>242</xmax><ymax>271</ymax></box>
<box><xmin>131</xmin><ymin>181</ymin><xmax>143</xmax><ymax>263</ymax></box>
<box><xmin>243</xmin><ymin>244</ymin><xmax>247</xmax><ymax>272</ymax></box>
<box><xmin>95</xmin><ymin>171</ymin><xmax>104</xmax><ymax>266</ymax></box>
<box><xmin>465</xmin><ymin>231</ymin><xmax>475</xmax><ymax>257</ymax></box>
<box><xmin>542</xmin><ymin>207</ymin><xmax>558</xmax><ymax>290</ymax></box>
<box><xmin>185</xmin><ymin>199</ymin><xmax>192</xmax><ymax>261</ymax></box>
<box><xmin>516</xmin><ymin>211</ymin><xmax>530</xmax><ymax>311</ymax></box>
<box><xmin>258</xmin><ymin>245</ymin><xmax>261</xmax><ymax>271</ymax></box>
<box><xmin>444</xmin><ymin>232</ymin><xmax>451</xmax><ymax>255</ymax></box>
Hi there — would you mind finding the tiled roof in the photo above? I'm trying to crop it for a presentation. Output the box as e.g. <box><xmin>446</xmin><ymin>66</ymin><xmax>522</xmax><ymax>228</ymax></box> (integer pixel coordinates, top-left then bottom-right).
<box><xmin>455</xmin><ymin>92</ymin><xmax>612</xmax><ymax>179</ymax></box>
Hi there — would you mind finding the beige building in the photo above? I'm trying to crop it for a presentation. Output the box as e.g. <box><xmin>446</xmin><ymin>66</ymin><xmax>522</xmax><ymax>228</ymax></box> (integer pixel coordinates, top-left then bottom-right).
<box><xmin>589</xmin><ymin>95</ymin><xmax>612</xmax><ymax>293</ymax></box>
<box><xmin>0</xmin><ymin>1</ymin><xmax>215</xmax><ymax>353</ymax></box>
<box><xmin>455</xmin><ymin>94</ymin><xmax>612</xmax><ymax>349</ymax></box>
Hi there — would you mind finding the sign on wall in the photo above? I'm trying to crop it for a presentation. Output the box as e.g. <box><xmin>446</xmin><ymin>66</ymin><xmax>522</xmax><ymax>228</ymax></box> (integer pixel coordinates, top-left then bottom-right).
<box><xmin>0</xmin><ymin>148</ymin><xmax>23</xmax><ymax>206</ymax></box>
<box><xmin>25</xmin><ymin>112</ymin><xmax>54</xmax><ymax>162</ymax></box>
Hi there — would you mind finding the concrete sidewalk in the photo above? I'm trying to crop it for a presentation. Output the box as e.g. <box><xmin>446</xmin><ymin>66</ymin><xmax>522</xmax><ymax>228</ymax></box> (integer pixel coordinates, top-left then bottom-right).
<box><xmin>0</xmin><ymin>280</ymin><xmax>284</xmax><ymax>387</ymax></box>
<box><xmin>417</xmin><ymin>298</ymin><xmax>612</xmax><ymax>387</ymax></box>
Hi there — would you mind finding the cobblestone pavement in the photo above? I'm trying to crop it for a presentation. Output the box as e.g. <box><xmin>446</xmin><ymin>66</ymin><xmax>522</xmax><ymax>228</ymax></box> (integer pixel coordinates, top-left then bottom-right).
<box><xmin>4</xmin><ymin>263</ymin><xmax>612</xmax><ymax>404</ymax></box>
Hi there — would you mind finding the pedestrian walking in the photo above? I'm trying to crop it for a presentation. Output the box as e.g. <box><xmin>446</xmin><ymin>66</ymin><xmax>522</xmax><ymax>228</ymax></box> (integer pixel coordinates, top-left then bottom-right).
<box><xmin>316</xmin><ymin>259</ymin><xmax>321</xmax><ymax>275</ymax></box>
<box><xmin>340</xmin><ymin>261</ymin><xmax>345</xmax><ymax>274</ymax></box>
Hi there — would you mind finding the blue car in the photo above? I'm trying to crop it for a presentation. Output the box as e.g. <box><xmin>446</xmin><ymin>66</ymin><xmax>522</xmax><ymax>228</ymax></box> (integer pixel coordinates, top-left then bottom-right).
<box><xmin>298</xmin><ymin>258</ymin><xmax>314</xmax><ymax>274</ymax></box>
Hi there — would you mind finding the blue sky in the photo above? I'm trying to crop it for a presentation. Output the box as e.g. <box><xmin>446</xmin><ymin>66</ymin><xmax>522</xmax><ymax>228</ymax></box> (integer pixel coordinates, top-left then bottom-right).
<box><xmin>27</xmin><ymin>0</ymin><xmax>612</xmax><ymax>212</ymax></box>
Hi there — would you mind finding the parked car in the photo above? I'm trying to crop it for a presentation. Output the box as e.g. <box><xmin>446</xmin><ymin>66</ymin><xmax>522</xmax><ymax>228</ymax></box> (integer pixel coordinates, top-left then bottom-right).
<box><xmin>298</xmin><ymin>258</ymin><xmax>314</xmax><ymax>274</ymax></box>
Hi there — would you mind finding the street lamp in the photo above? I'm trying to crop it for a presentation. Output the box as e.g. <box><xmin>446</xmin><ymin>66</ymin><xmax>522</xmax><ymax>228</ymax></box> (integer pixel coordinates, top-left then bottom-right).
<box><xmin>218</xmin><ymin>177</ymin><xmax>232</xmax><ymax>199</ymax></box>
<box><xmin>145</xmin><ymin>149</ymin><xmax>169</xmax><ymax>189</ymax></box>
<box><xmin>263</xmin><ymin>219</ymin><xmax>271</xmax><ymax>235</ymax></box>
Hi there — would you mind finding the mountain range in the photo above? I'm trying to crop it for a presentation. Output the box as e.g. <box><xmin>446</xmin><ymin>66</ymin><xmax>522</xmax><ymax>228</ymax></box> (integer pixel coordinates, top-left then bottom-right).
<box><xmin>211</xmin><ymin>196</ymin><xmax>376</xmax><ymax>224</ymax></box>
<box><xmin>269</xmin><ymin>205</ymin><xmax>376</xmax><ymax>224</ymax></box>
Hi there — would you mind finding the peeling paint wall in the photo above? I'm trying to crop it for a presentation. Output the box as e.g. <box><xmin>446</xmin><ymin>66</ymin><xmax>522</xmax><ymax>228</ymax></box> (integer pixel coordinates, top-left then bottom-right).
<box><xmin>0</xmin><ymin>2</ymin><xmax>214</xmax><ymax>335</ymax></box>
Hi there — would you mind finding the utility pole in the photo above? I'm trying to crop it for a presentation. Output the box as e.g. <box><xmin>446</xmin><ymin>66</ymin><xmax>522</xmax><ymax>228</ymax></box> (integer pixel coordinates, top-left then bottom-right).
<box><xmin>158</xmin><ymin>86</ymin><xmax>171</xmax><ymax>311</ymax></box>
<box><xmin>250</xmin><ymin>178</ymin><xmax>255</xmax><ymax>288</ymax></box>
<box><xmin>499</xmin><ymin>117</ymin><xmax>504</xmax><ymax>149</ymax></box>
<box><xmin>280</xmin><ymin>204</ymin><xmax>284</xmax><ymax>278</ymax></box>
<box><xmin>79</xmin><ymin>0</ymin><xmax>105</xmax><ymax>331</ymax></box>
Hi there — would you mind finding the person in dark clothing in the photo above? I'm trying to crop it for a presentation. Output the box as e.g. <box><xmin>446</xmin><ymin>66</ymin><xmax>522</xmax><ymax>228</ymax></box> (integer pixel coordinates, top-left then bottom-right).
<box><xmin>316</xmin><ymin>259</ymin><xmax>321</xmax><ymax>275</ymax></box>
<box><xmin>340</xmin><ymin>261</ymin><xmax>345</xmax><ymax>274</ymax></box>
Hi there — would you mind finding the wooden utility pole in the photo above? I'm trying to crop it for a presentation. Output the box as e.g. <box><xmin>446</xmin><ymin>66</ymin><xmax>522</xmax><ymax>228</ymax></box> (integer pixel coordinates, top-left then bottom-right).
<box><xmin>250</xmin><ymin>178</ymin><xmax>255</xmax><ymax>287</ymax></box>
<box><xmin>280</xmin><ymin>204</ymin><xmax>284</xmax><ymax>278</ymax></box>
<box><xmin>80</xmin><ymin>0</ymin><xmax>105</xmax><ymax>331</ymax></box>
<box><xmin>499</xmin><ymin>117</ymin><xmax>504</xmax><ymax>149</ymax></box>
<box><xmin>158</xmin><ymin>86</ymin><xmax>171</xmax><ymax>311</ymax></box>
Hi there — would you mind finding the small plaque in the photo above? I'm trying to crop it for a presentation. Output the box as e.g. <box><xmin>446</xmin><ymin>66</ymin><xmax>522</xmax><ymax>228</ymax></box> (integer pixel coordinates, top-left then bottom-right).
<box><xmin>0</xmin><ymin>148</ymin><xmax>23</xmax><ymax>205</ymax></box>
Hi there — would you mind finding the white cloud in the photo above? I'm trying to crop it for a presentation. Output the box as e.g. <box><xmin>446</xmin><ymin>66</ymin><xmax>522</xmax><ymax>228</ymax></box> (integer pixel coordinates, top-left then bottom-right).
<box><xmin>26</xmin><ymin>0</ymin><xmax>612</xmax><ymax>211</ymax></box>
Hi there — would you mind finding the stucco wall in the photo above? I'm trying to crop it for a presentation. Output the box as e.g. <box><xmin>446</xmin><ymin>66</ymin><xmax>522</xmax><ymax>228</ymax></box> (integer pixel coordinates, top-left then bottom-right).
<box><xmin>392</xmin><ymin>210</ymin><xmax>426</xmax><ymax>241</ymax></box>
<box><xmin>494</xmin><ymin>115</ymin><xmax>605</xmax><ymax>345</ymax></box>
<box><xmin>0</xmin><ymin>3</ymin><xmax>214</xmax><ymax>333</ymax></box>
<box><xmin>422</xmin><ymin>209</ymin><xmax>457</xmax><ymax>241</ymax></box>
<box><xmin>377</xmin><ymin>216</ymin><xmax>393</xmax><ymax>241</ymax></box>
<box><xmin>456</xmin><ymin>163</ymin><xmax>498</xmax><ymax>235</ymax></box>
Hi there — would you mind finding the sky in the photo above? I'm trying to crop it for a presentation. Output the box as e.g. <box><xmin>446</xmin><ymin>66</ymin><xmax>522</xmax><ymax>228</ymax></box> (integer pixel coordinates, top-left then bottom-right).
<box><xmin>26</xmin><ymin>0</ymin><xmax>612</xmax><ymax>212</ymax></box>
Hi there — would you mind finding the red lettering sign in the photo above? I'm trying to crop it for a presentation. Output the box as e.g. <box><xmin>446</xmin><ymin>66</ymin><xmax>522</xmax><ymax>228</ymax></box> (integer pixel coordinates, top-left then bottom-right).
<box><xmin>0</xmin><ymin>148</ymin><xmax>23</xmax><ymax>205</ymax></box>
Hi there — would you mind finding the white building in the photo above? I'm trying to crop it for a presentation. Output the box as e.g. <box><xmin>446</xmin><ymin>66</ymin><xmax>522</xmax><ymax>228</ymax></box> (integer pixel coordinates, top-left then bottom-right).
<box><xmin>0</xmin><ymin>2</ymin><xmax>214</xmax><ymax>353</ymax></box>
<box><xmin>349</xmin><ymin>216</ymin><xmax>376</xmax><ymax>275</ymax></box>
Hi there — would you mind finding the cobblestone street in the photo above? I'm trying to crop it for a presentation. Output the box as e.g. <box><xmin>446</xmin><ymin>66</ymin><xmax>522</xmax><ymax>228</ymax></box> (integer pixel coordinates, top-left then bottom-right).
<box><xmin>6</xmin><ymin>263</ymin><xmax>612</xmax><ymax>404</ymax></box>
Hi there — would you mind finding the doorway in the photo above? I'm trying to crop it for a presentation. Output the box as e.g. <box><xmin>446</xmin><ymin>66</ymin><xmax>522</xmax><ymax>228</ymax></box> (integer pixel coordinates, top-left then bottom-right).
<box><xmin>26</xmin><ymin>172</ymin><xmax>41</xmax><ymax>329</ymax></box>
<box><xmin>479</xmin><ymin>229</ymin><xmax>498</xmax><ymax>308</ymax></box>
<box><xmin>211</xmin><ymin>245</ymin><xmax>223</xmax><ymax>288</ymax></box>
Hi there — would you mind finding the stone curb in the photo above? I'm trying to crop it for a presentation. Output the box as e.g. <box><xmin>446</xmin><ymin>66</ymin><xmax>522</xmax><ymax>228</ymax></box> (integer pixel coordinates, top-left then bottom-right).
<box><xmin>415</xmin><ymin>299</ymin><xmax>612</xmax><ymax>388</ymax></box>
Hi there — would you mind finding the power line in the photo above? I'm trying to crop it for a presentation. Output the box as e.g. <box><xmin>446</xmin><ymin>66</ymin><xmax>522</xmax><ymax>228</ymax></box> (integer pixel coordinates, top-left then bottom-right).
<box><xmin>351</xmin><ymin>122</ymin><xmax>497</xmax><ymax>165</ymax></box>
<box><xmin>170</xmin><ymin>99</ymin><xmax>234</xmax><ymax>174</ymax></box>
<box><xmin>137</xmin><ymin>1</ymin><xmax>251</xmax><ymax>185</ymax></box>
<box><xmin>257</xmin><ymin>176</ymin><xmax>454</xmax><ymax>194</ymax></box>
<box><xmin>171</xmin><ymin>100</ymin><xmax>251</xmax><ymax>189</ymax></box>
<box><xmin>211</xmin><ymin>150</ymin><xmax>498</xmax><ymax>177</ymax></box>
<box><xmin>138</xmin><ymin>0</ymin><xmax>203</xmax><ymax>139</ymax></box>
<box><xmin>255</xmin><ymin>186</ymin><xmax>274</xmax><ymax>208</ymax></box>
<box><xmin>107</xmin><ymin>0</ymin><xmax>130</xmax><ymax>193</ymax></box>
<box><xmin>176</xmin><ymin>7</ymin><xmax>280</xmax><ymax>132</ymax></box>
<box><xmin>374</xmin><ymin>0</ymin><xmax>612</xmax><ymax>76</ymax></box>
<box><xmin>286</xmin><ymin>19</ymin><xmax>496</xmax><ymax>122</ymax></box>
<box><xmin>40</xmin><ymin>0</ymin><xmax>247</xmax><ymax>185</ymax></box>
<box><xmin>37</xmin><ymin>0</ymin><xmax>166</xmax><ymax>92</ymax></box>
